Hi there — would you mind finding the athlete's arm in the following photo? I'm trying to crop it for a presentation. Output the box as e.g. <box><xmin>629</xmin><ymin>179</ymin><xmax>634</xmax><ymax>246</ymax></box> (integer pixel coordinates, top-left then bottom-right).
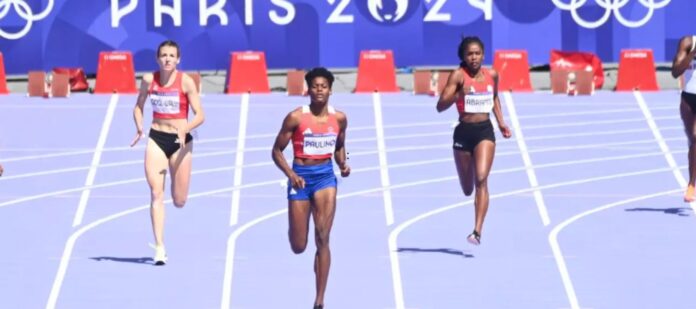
<box><xmin>334</xmin><ymin>111</ymin><xmax>350</xmax><ymax>177</ymax></box>
<box><xmin>182</xmin><ymin>73</ymin><xmax>205</xmax><ymax>132</ymax></box>
<box><xmin>130</xmin><ymin>73</ymin><xmax>152</xmax><ymax>147</ymax></box>
<box><xmin>672</xmin><ymin>36</ymin><xmax>696</xmax><ymax>78</ymax></box>
<box><xmin>272</xmin><ymin>110</ymin><xmax>305</xmax><ymax>188</ymax></box>
<box><xmin>490</xmin><ymin>70</ymin><xmax>512</xmax><ymax>139</ymax></box>
<box><xmin>436</xmin><ymin>69</ymin><xmax>463</xmax><ymax>113</ymax></box>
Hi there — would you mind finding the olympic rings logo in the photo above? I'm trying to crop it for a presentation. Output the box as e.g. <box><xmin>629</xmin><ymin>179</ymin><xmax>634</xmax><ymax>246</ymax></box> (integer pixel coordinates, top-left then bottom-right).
<box><xmin>0</xmin><ymin>0</ymin><xmax>53</xmax><ymax>40</ymax></box>
<box><xmin>552</xmin><ymin>0</ymin><xmax>670</xmax><ymax>28</ymax></box>
<box><xmin>367</xmin><ymin>0</ymin><xmax>409</xmax><ymax>22</ymax></box>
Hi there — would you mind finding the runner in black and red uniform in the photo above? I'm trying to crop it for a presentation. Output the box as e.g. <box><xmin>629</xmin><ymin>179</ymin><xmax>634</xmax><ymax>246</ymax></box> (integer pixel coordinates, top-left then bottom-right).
<box><xmin>437</xmin><ymin>36</ymin><xmax>512</xmax><ymax>245</ymax></box>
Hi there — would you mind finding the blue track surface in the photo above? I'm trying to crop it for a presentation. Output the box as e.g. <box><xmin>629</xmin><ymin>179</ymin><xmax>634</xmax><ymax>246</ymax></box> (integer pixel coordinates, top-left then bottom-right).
<box><xmin>1</xmin><ymin>90</ymin><xmax>694</xmax><ymax>309</ymax></box>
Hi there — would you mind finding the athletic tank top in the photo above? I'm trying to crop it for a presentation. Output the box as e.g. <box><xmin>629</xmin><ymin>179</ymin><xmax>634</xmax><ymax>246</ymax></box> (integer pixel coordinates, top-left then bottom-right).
<box><xmin>455</xmin><ymin>67</ymin><xmax>495</xmax><ymax>116</ymax></box>
<box><xmin>292</xmin><ymin>106</ymin><xmax>340</xmax><ymax>160</ymax></box>
<box><xmin>685</xmin><ymin>36</ymin><xmax>696</xmax><ymax>94</ymax></box>
<box><xmin>149</xmin><ymin>71</ymin><xmax>189</xmax><ymax>119</ymax></box>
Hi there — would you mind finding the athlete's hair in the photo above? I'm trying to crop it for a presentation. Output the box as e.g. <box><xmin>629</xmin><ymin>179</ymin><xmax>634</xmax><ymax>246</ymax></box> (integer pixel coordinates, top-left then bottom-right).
<box><xmin>457</xmin><ymin>36</ymin><xmax>484</xmax><ymax>62</ymax></box>
<box><xmin>157</xmin><ymin>40</ymin><xmax>180</xmax><ymax>58</ymax></box>
<box><xmin>305</xmin><ymin>67</ymin><xmax>335</xmax><ymax>89</ymax></box>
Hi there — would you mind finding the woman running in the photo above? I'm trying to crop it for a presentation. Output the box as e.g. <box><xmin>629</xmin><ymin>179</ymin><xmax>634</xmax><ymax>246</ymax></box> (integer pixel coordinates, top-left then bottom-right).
<box><xmin>436</xmin><ymin>36</ymin><xmax>512</xmax><ymax>245</ymax></box>
<box><xmin>271</xmin><ymin>67</ymin><xmax>350</xmax><ymax>308</ymax></box>
<box><xmin>131</xmin><ymin>40</ymin><xmax>205</xmax><ymax>265</ymax></box>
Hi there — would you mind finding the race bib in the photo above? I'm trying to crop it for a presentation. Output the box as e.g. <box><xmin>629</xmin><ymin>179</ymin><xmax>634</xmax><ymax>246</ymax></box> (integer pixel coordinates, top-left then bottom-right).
<box><xmin>464</xmin><ymin>92</ymin><xmax>494</xmax><ymax>113</ymax></box>
<box><xmin>150</xmin><ymin>91</ymin><xmax>180</xmax><ymax>114</ymax></box>
<box><xmin>303</xmin><ymin>134</ymin><xmax>337</xmax><ymax>155</ymax></box>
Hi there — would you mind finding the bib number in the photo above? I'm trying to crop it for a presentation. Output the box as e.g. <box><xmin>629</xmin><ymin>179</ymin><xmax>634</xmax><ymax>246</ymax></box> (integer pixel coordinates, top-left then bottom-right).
<box><xmin>464</xmin><ymin>93</ymin><xmax>494</xmax><ymax>113</ymax></box>
<box><xmin>150</xmin><ymin>92</ymin><xmax>180</xmax><ymax>114</ymax></box>
<box><xmin>304</xmin><ymin>134</ymin><xmax>337</xmax><ymax>155</ymax></box>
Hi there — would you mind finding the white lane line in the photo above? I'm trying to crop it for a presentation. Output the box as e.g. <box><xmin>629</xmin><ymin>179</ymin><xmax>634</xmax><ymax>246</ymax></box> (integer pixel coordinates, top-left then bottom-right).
<box><xmin>634</xmin><ymin>90</ymin><xmax>695</xmax><ymax>212</ymax></box>
<box><xmin>72</xmin><ymin>94</ymin><xmax>119</xmax><ymax>227</ymax></box>
<box><xmin>373</xmin><ymin>92</ymin><xmax>395</xmax><ymax>226</ymax></box>
<box><xmin>229</xmin><ymin>93</ymin><xmax>250</xmax><ymax>226</ymax></box>
<box><xmin>549</xmin><ymin>189</ymin><xmax>681</xmax><ymax>309</ymax></box>
<box><xmin>504</xmin><ymin>92</ymin><xmax>550</xmax><ymax>225</ymax></box>
<box><xmin>388</xmin><ymin>165</ymin><xmax>682</xmax><ymax>309</ymax></box>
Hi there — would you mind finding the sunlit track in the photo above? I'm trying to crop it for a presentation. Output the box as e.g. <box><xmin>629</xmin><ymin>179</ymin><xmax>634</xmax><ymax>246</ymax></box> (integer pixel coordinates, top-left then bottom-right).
<box><xmin>2</xmin><ymin>91</ymin><xmax>694</xmax><ymax>309</ymax></box>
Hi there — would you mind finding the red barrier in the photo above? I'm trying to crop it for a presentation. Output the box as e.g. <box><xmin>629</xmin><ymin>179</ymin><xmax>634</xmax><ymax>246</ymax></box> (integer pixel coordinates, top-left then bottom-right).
<box><xmin>27</xmin><ymin>71</ymin><xmax>47</xmax><ymax>97</ymax></box>
<box><xmin>52</xmin><ymin>67</ymin><xmax>89</xmax><ymax>92</ymax></box>
<box><xmin>493</xmin><ymin>50</ymin><xmax>532</xmax><ymax>92</ymax></box>
<box><xmin>413</xmin><ymin>70</ymin><xmax>432</xmax><ymax>95</ymax></box>
<box><xmin>435</xmin><ymin>70</ymin><xmax>451</xmax><ymax>95</ymax></box>
<box><xmin>616</xmin><ymin>49</ymin><xmax>659</xmax><ymax>91</ymax></box>
<box><xmin>550</xmin><ymin>50</ymin><xmax>604</xmax><ymax>89</ymax></box>
<box><xmin>50</xmin><ymin>73</ymin><xmax>71</xmax><ymax>97</ymax></box>
<box><xmin>0</xmin><ymin>53</ymin><xmax>8</xmax><ymax>94</ymax></box>
<box><xmin>355</xmin><ymin>50</ymin><xmax>399</xmax><ymax>93</ymax></box>
<box><xmin>286</xmin><ymin>70</ymin><xmax>307</xmax><ymax>96</ymax></box>
<box><xmin>94</xmin><ymin>51</ymin><xmax>137</xmax><ymax>93</ymax></box>
<box><xmin>225</xmin><ymin>51</ymin><xmax>270</xmax><ymax>93</ymax></box>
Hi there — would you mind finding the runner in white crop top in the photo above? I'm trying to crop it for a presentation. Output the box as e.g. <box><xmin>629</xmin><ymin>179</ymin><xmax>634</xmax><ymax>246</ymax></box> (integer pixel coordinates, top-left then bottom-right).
<box><xmin>671</xmin><ymin>35</ymin><xmax>696</xmax><ymax>202</ymax></box>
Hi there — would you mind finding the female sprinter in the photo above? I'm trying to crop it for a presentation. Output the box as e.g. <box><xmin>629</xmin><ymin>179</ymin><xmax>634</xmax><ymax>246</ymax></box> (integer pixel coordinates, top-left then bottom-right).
<box><xmin>271</xmin><ymin>67</ymin><xmax>350</xmax><ymax>309</ymax></box>
<box><xmin>131</xmin><ymin>40</ymin><xmax>205</xmax><ymax>265</ymax></box>
<box><xmin>436</xmin><ymin>36</ymin><xmax>512</xmax><ymax>245</ymax></box>
<box><xmin>672</xmin><ymin>35</ymin><xmax>696</xmax><ymax>202</ymax></box>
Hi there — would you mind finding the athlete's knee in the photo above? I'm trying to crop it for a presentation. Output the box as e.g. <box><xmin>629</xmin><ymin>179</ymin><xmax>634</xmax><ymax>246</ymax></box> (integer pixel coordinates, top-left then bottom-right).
<box><xmin>289</xmin><ymin>231</ymin><xmax>308</xmax><ymax>254</ymax></box>
<box><xmin>462</xmin><ymin>179</ymin><xmax>474</xmax><ymax>196</ymax></box>
<box><xmin>150</xmin><ymin>189</ymin><xmax>165</xmax><ymax>204</ymax></box>
<box><xmin>475</xmin><ymin>176</ymin><xmax>488</xmax><ymax>189</ymax></box>
<box><xmin>290</xmin><ymin>239</ymin><xmax>308</xmax><ymax>254</ymax></box>
<box><xmin>173</xmin><ymin>197</ymin><xmax>187</xmax><ymax>208</ymax></box>
<box><xmin>315</xmin><ymin>228</ymin><xmax>331</xmax><ymax>249</ymax></box>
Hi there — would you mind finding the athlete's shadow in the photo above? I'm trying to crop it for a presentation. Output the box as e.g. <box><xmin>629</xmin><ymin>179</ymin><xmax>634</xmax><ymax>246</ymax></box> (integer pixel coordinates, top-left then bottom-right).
<box><xmin>89</xmin><ymin>256</ymin><xmax>155</xmax><ymax>265</ymax></box>
<box><xmin>397</xmin><ymin>247</ymin><xmax>474</xmax><ymax>258</ymax></box>
<box><xmin>624</xmin><ymin>207</ymin><xmax>692</xmax><ymax>217</ymax></box>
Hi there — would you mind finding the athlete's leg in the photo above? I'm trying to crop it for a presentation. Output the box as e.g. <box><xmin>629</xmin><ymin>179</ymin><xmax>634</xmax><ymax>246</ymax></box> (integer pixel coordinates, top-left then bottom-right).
<box><xmin>471</xmin><ymin>140</ymin><xmax>496</xmax><ymax>235</ymax></box>
<box><xmin>453</xmin><ymin>149</ymin><xmax>474</xmax><ymax>196</ymax></box>
<box><xmin>680</xmin><ymin>100</ymin><xmax>696</xmax><ymax>202</ymax></box>
<box><xmin>145</xmin><ymin>138</ymin><xmax>169</xmax><ymax>262</ymax></box>
<box><xmin>169</xmin><ymin>141</ymin><xmax>193</xmax><ymax>208</ymax></box>
<box><xmin>463</xmin><ymin>160</ymin><xmax>475</xmax><ymax>196</ymax></box>
<box><xmin>288</xmin><ymin>199</ymin><xmax>312</xmax><ymax>254</ymax></box>
<box><xmin>310</xmin><ymin>187</ymin><xmax>337</xmax><ymax>307</ymax></box>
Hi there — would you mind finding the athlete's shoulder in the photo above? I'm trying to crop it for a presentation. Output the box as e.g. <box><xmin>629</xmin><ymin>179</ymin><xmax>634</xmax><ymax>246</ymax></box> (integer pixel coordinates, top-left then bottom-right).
<box><xmin>449</xmin><ymin>67</ymin><xmax>465</xmax><ymax>82</ymax></box>
<box><xmin>291</xmin><ymin>106</ymin><xmax>305</xmax><ymax>114</ymax></box>
<box><xmin>281</xmin><ymin>107</ymin><xmax>304</xmax><ymax>130</ymax></box>
<box><xmin>181</xmin><ymin>72</ymin><xmax>193</xmax><ymax>84</ymax></box>
<box><xmin>679</xmin><ymin>35</ymin><xmax>694</xmax><ymax>47</ymax></box>
<box><xmin>451</xmin><ymin>67</ymin><xmax>465</xmax><ymax>77</ymax></box>
<box><xmin>286</xmin><ymin>106</ymin><xmax>305</xmax><ymax>120</ymax></box>
<box><xmin>142</xmin><ymin>73</ymin><xmax>154</xmax><ymax>84</ymax></box>
<box><xmin>333</xmin><ymin>109</ymin><xmax>347</xmax><ymax>120</ymax></box>
<box><xmin>180</xmin><ymin>72</ymin><xmax>197</xmax><ymax>93</ymax></box>
<box><xmin>487</xmin><ymin>68</ymin><xmax>498</xmax><ymax>79</ymax></box>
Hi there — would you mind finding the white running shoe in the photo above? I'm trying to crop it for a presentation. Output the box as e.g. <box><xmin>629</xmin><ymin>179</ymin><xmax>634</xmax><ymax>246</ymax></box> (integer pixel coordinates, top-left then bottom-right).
<box><xmin>467</xmin><ymin>231</ymin><xmax>481</xmax><ymax>246</ymax></box>
<box><xmin>150</xmin><ymin>244</ymin><xmax>168</xmax><ymax>265</ymax></box>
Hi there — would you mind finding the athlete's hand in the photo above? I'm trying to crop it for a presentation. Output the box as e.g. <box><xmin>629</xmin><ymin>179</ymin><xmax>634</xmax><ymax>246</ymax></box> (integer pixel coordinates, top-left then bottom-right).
<box><xmin>0</xmin><ymin>164</ymin><xmax>4</xmax><ymax>177</ymax></box>
<box><xmin>289</xmin><ymin>173</ymin><xmax>306</xmax><ymax>189</ymax></box>
<box><xmin>499</xmin><ymin>123</ymin><xmax>512</xmax><ymax>138</ymax></box>
<box><xmin>339</xmin><ymin>164</ymin><xmax>351</xmax><ymax>177</ymax></box>
<box><xmin>176</xmin><ymin>127</ymin><xmax>187</xmax><ymax>149</ymax></box>
<box><xmin>130</xmin><ymin>130</ymin><xmax>143</xmax><ymax>147</ymax></box>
